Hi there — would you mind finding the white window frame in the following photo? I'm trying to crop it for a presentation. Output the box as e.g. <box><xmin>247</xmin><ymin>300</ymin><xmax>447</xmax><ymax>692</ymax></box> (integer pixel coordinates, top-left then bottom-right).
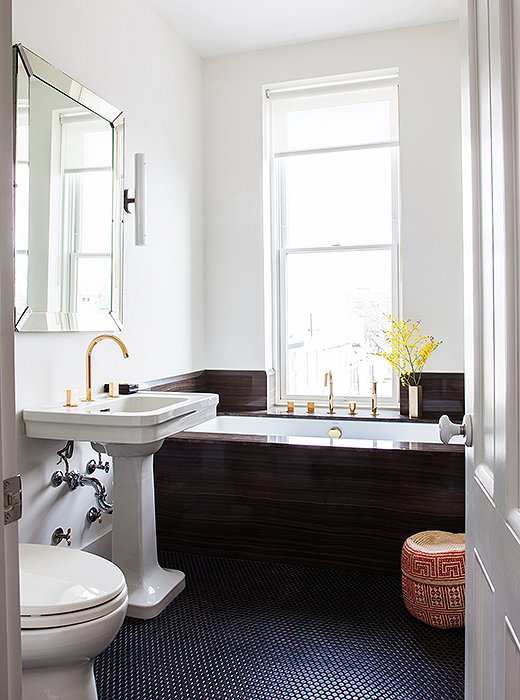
<box><xmin>265</xmin><ymin>71</ymin><xmax>401</xmax><ymax>407</ymax></box>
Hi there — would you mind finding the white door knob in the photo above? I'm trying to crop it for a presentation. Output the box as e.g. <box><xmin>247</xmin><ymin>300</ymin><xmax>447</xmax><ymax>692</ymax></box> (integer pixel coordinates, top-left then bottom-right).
<box><xmin>439</xmin><ymin>414</ymin><xmax>473</xmax><ymax>447</ymax></box>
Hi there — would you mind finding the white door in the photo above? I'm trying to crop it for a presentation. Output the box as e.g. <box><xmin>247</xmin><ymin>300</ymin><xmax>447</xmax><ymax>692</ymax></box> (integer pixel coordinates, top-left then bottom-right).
<box><xmin>0</xmin><ymin>0</ymin><xmax>22</xmax><ymax>697</ymax></box>
<box><xmin>462</xmin><ymin>0</ymin><xmax>520</xmax><ymax>697</ymax></box>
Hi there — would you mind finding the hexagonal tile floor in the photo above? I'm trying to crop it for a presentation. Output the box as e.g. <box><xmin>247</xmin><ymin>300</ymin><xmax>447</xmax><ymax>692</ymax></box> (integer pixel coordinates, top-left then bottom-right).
<box><xmin>95</xmin><ymin>551</ymin><xmax>464</xmax><ymax>699</ymax></box>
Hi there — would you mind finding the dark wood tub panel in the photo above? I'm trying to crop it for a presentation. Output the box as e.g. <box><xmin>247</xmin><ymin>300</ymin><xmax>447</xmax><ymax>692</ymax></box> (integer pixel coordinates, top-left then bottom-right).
<box><xmin>154</xmin><ymin>437</ymin><xmax>465</xmax><ymax>574</ymax></box>
<box><xmin>399</xmin><ymin>372</ymin><xmax>465</xmax><ymax>420</ymax></box>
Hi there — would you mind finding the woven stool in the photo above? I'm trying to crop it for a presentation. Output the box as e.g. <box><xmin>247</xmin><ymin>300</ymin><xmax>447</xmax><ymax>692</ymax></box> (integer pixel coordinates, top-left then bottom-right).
<box><xmin>401</xmin><ymin>530</ymin><xmax>465</xmax><ymax>629</ymax></box>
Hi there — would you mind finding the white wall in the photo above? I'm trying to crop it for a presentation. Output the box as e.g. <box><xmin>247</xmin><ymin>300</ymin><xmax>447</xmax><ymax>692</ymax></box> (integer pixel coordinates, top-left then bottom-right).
<box><xmin>13</xmin><ymin>0</ymin><xmax>205</xmax><ymax>548</ymax></box>
<box><xmin>203</xmin><ymin>22</ymin><xmax>463</xmax><ymax>373</ymax></box>
<box><xmin>10</xmin><ymin>11</ymin><xmax>463</xmax><ymax>549</ymax></box>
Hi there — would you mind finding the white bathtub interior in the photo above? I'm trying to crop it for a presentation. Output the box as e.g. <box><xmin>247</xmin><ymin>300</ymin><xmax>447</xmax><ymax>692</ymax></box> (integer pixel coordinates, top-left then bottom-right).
<box><xmin>186</xmin><ymin>415</ymin><xmax>462</xmax><ymax>445</ymax></box>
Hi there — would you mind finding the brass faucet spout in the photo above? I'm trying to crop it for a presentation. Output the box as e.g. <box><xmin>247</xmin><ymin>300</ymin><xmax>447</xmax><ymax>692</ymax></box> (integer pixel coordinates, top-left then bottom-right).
<box><xmin>84</xmin><ymin>334</ymin><xmax>129</xmax><ymax>402</ymax></box>
<box><xmin>324</xmin><ymin>370</ymin><xmax>335</xmax><ymax>414</ymax></box>
<box><xmin>371</xmin><ymin>381</ymin><xmax>378</xmax><ymax>416</ymax></box>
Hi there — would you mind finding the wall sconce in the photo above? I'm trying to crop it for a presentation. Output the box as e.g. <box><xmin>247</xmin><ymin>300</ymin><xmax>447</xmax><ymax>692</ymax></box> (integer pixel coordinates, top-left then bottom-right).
<box><xmin>124</xmin><ymin>153</ymin><xmax>147</xmax><ymax>246</ymax></box>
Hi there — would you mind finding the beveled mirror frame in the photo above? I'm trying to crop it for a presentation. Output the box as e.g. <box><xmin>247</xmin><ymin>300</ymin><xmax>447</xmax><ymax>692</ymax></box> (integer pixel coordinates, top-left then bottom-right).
<box><xmin>13</xmin><ymin>44</ymin><xmax>124</xmax><ymax>332</ymax></box>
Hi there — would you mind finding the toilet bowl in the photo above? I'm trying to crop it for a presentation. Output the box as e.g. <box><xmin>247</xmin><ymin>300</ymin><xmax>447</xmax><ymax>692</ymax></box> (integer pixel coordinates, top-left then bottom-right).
<box><xmin>19</xmin><ymin>543</ymin><xmax>128</xmax><ymax>700</ymax></box>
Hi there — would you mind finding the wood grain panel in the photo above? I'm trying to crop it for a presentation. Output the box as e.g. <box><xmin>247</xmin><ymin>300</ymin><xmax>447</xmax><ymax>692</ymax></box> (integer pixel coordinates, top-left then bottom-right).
<box><xmin>145</xmin><ymin>370</ymin><xmax>462</xmax><ymax>418</ymax></box>
<box><xmin>399</xmin><ymin>372</ymin><xmax>465</xmax><ymax>420</ymax></box>
<box><xmin>146</xmin><ymin>369</ymin><xmax>272</xmax><ymax>412</ymax></box>
<box><xmin>204</xmin><ymin>370</ymin><xmax>270</xmax><ymax>411</ymax></box>
<box><xmin>154</xmin><ymin>436</ymin><xmax>465</xmax><ymax>574</ymax></box>
<box><xmin>144</xmin><ymin>370</ymin><xmax>206</xmax><ymax>393</ymax></box>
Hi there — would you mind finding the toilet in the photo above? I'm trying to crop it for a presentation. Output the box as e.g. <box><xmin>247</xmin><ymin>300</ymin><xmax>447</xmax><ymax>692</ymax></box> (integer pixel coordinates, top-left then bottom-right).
<box><xmin>19</xmin><ymin>543</ymin><xmax>128</xmax><ymax>700</ymax></box>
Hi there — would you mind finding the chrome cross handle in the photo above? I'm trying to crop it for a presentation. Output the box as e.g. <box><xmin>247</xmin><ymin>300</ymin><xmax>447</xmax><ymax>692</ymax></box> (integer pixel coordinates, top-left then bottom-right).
<box><xmin>51</xmin><ymin>526</ymin><xmax>72</xmax><ymax>546</ymax></box>
<box><xmin>439</xmin><ymin>414</ymin><xmax>473</xmax><ymax>447</ymax></box>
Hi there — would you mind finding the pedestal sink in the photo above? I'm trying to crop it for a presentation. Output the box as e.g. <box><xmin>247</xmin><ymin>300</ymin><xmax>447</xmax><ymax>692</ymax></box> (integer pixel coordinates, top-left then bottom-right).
<box><xmin>23</xmin><ymin>391</ymin><xmax>218</xmax><ymax>619</ymax></box>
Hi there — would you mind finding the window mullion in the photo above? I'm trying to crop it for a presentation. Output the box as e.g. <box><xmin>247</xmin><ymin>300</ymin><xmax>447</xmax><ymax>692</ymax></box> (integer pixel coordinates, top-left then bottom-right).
<box><xmin>282</xmin><ymin>243</ymin><xmax>394</xmax><ymax>255</ymax></box>
<box><xmin>274</xmin><ymin>140</ymin><xmax>399</xmax><ymax>160</ymax></box>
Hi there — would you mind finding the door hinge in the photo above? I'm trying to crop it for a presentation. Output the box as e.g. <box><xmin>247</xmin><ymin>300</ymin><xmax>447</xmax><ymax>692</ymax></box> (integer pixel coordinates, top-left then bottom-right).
<box><xmin>3</xmin><ymin>475</ymin><xmax>22</xmax><ymax>525</ymax></box>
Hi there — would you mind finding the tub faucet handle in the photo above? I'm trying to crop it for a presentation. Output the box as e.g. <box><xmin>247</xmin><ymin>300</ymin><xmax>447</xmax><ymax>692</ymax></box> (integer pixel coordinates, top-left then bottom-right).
<box><xmin>86</xmin><ymin>457</ymin><xmax>110</xmax><ymax>474</ymax></box>
<box><xmin>87</xmin><ymin>507</ymin><xmax>103</xmax><ymax>524</ymax></box>
<box><xmin>52</xmin><ymin>526</ymin><xmax>72</xmax><ymax>546</ymax></box>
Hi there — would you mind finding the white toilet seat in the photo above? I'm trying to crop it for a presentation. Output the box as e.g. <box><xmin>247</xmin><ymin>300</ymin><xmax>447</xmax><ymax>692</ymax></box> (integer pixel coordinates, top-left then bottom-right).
<box><xmin>19</xmin><ymin>543</ymin><xmax>127</xmax><ymax>629</ymax></box>
<box><xmin>21</xmin><ymin>586</ymin><xmax>128</xmax><ymax>629</ymax></box>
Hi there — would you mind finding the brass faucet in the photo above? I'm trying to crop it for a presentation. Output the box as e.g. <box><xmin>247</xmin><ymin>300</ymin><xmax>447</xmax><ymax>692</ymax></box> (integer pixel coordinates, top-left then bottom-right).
<box><xmin>371</xmin><ymin>381</ymin><xmax>378</xmax><ymax>416</ymax></box>
<box><xmin>324</xmin><ymin>370</ymin><xmax>335</xmax><ymax>414</ymax></box>
<box><xmin>84</xmin><ymin>334</ymin><xmax>129</xmax><ymax>402</ymax></box>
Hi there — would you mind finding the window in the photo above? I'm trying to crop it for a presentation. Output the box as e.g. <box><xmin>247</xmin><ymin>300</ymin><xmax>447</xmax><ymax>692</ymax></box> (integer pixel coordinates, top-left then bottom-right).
<box><xmin>267</xmin><ymin>72</ymin><xmax>400</xmax><ymax>405</ymax></box>
<box><xmin>50</xmin><ymin>111</ymin><xmax>113</xmax><ymax>315</ymax></box>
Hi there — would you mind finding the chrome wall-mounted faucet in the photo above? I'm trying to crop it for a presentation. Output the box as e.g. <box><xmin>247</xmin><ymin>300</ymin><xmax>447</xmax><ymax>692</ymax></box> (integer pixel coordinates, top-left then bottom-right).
<box><xmin>51</xmin><ymin>442</ymin><xmax>113</xmax><ymax>514</ymax></box>
<box><xmin>324</xmin><ymin>370</ymin><xmax>335</xmax><ymax>414</ymax></box>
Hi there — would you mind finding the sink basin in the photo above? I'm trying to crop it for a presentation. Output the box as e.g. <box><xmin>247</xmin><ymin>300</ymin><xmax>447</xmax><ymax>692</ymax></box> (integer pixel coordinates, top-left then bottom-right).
<box><xmin>23</xmin><ymin>391</ymin><xmax>218</xmax><ymax>445</ymax></box>
<box><xmin>23</xmin><ymin>389</ymin><xmax>219</xmax><ymax>620</ymax></box>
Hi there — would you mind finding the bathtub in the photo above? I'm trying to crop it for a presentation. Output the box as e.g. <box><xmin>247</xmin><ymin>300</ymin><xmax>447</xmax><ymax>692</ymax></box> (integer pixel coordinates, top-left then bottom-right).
<box><xmin>155</xmin><ymin>413</ymin><xmax>465</xmax><ymax>574</ymax></box>
<box><xmin>185</xmin><ymin>414</ymin><xmax>457</xmax><ymax>445</ymax></box>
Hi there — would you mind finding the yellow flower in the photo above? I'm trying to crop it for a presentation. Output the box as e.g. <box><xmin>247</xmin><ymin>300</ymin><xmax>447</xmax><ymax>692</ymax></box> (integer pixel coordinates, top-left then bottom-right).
<box><xmin>374</xmin><ymin>317</ymin><xmax>442</xmax><ymax>387</ymax></box>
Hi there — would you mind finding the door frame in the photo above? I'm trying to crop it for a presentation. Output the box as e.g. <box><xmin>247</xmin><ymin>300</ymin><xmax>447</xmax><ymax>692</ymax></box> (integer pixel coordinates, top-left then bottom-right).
<box><xmin>461</xmin><ymin>0</ymin><xmax>520</xmax><ymax>697</ymax></box>
<box><xmin>0</xmin><ymin>0</ymin><xmax>22</xmax><ymax>697</ymax></box>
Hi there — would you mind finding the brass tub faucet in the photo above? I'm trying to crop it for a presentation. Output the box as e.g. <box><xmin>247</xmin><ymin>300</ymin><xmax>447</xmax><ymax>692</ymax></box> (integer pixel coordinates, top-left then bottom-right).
<box><xmin>324</xmin><ymin>370</ymin><xmax>335</xmax><ymax>414</ymax></box>
<box><xmin>84</xmin><ymin>334</ymin><xmax>129</xmax><ymax>402</ymax></box>
<box><xmin>371</xmin><ymin>381</ymin><xmax>378</xmax><ymax>416</ymax></box>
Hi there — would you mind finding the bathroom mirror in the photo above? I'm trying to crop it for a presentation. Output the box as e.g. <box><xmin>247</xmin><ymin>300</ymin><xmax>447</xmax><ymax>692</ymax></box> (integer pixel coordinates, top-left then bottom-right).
<box><xmin>13</xmin><ymin>45</ymin><xmax>124</xmax><ymax>331</ymax></box>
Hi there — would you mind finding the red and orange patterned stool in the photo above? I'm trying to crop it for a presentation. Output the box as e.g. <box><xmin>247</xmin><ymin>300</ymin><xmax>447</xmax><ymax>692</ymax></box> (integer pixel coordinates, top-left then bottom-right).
<box><xmin>401</xmin><ymin>530</ymin><xmax>465</xmax><ymax>629</ymax></box>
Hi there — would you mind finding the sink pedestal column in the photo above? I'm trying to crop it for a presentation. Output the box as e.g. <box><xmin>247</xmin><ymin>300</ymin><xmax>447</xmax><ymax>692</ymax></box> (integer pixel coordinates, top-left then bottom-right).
<box><xmin>105</xmin><ymin>440</ymin><xmax>185</xmax><ymax>619</ymax></box>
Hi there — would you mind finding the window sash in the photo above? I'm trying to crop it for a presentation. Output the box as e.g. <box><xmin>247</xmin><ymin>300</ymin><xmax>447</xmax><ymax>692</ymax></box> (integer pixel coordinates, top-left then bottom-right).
<box><xmin>277</xmin><ymin>248</ymin><xmax>399</xmax><ymax>405</ymax></box>
<box><xmin>271</xmin><ymin>83</ymin><xmax>399</xmax><ymax>155</ymax></box>
<box><xmin>277</xmin><ymin>144</ymin><xmax>397</xmax><ymax>250</ymax></box>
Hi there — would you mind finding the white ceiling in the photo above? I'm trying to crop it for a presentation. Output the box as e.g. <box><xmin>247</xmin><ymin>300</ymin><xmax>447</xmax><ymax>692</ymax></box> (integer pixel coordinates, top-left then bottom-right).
<box><xmin>148</xmin><ymin>0</ymin><xmax>460</xmax><ymax>58</ymax></box>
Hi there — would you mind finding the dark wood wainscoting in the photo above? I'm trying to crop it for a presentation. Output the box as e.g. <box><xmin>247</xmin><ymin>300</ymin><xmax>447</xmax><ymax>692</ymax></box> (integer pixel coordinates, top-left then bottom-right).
<box><xmin>399</xmin><ymin>372</ymin><xmax>465</xmax><ymax>420</ymax></box>
<box><xmin>147</xmin><ymin>369</ymin><xmax>273</xmax><ymax>412</ymax></box>
<box><xmin>145</xmin><ymin>369</ymin><xmax>463</xmax><ymax>417</ymax></box>
<box><xmin>154</xmin><ymin>436</ymin><xmax>465</xmax><ymax>574</ymax></box>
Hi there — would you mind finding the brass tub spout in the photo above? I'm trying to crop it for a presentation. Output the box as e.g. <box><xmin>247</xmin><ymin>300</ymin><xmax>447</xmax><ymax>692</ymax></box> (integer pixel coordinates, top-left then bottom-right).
<box><xmin>324</xmin><ymin>370</ymin><xmax>335</xmax><ymax>414</ymax></box>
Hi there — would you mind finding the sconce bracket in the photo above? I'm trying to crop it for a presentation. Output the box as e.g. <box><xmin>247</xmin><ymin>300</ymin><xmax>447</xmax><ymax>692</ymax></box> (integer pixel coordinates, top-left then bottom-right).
<box><xmin>123</xmin><ymin>188</ymin><xmax>135</xmax><ymax>214</ymax></box>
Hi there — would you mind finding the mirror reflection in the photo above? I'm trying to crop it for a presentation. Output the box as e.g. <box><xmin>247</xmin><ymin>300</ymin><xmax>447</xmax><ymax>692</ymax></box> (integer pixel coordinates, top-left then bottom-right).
<box><xmin>14</xmin><ymin>45</ymin><xmax>124</xmax><ymax>331</ymax></box>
